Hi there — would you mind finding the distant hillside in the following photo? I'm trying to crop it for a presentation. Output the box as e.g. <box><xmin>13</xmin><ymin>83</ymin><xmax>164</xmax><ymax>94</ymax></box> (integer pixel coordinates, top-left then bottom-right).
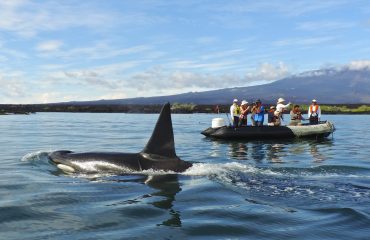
<box><xmin>63</xmin><ymin>68</ymin><xmax>370</xmax><ymax>105</ymax></box>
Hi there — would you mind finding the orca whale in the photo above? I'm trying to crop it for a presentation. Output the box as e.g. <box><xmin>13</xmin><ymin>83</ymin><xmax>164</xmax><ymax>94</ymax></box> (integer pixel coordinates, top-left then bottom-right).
<box><xmin>48</xmin><ymin>103</ymin><xmax>192</xmax><ymax>173</ymax></box>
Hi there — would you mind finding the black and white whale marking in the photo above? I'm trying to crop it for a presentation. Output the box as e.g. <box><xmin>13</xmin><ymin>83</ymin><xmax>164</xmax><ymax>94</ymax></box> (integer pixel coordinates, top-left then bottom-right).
<box><xmin>49</xmin><ymin>103</ymin><xmax>192</xmax><ymax>173</ymax></box>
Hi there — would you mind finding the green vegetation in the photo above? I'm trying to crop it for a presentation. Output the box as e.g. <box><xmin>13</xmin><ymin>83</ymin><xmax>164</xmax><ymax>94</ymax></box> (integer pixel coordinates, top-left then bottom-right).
<box><xmin>171</xmin><ymin>103</ymin><xmax>197</xmax><ymax>113</ymax></box>
<box><xmin>296</xmin><ymin>104</ymin><xmax>370</xmax><ymax>114</ymax></box>
<box><xmin>0</xmin><ymin>103</ymin><xmax>370</xmax><ymax>114</ymax></box>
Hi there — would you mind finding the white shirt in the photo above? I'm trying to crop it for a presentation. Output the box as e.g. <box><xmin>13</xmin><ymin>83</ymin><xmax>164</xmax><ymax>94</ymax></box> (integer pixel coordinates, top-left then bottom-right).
<box><xmin>276</xmin><ymin>102</ymin><xmax>291</xmax><ymax>113</ymax></box>
<box><xmin>308</xmin><ymin>104</ymin><xmax>321</xmax><ymax>119</ymax></box>
<box><xmin>230</xmin><ymin>104</ymin><xmax>238</xmax><ymax>117</ymax></box>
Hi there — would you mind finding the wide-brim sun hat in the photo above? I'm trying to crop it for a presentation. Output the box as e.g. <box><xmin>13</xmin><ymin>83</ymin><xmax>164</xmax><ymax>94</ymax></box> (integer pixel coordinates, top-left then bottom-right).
<box><xmin>241</xmin><ymin>100</ymin><xmax>248</xmax><ymax>105</ymax></box>
<box><xmin>277</xmin><ymin>97</ymin><xmax>285</xmax><ymax>103</ymax></box>
<box><xmin>233</xmin><ymin>99</ymin><xmax>238</xmax><ymax>102</ymax></box>
<box><xmin>312</xmin><ymin>99</ymin><xmax>317</xmax><ymax>102</ymax></box>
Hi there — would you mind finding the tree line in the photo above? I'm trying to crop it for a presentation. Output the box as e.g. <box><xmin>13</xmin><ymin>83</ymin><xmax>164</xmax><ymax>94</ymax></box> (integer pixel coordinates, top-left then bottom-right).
<box><xmin>1</xmin><ymin>103</ymin><xmax>370</xmax><ymax>114</ymax></box>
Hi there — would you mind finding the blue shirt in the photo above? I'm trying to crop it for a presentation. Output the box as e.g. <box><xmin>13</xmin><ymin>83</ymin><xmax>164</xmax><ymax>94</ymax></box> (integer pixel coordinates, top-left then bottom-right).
<box><xmin>254</xmin><ymin>106</ymin><xmax>265</xmax><ymax>122</ymax></box>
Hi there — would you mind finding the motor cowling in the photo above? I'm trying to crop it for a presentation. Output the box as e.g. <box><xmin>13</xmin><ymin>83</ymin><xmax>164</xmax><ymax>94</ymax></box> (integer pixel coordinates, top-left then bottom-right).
<box><xmin>212</xmin><ymin>118</ymin><xmax>225</xmax><ymax>128</ymax></box>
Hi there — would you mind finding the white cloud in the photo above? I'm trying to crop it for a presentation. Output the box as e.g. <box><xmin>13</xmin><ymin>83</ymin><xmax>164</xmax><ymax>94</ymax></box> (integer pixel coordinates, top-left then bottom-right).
<box><xmin>36</xmin><ymin>40</ymin><xmax>63</xmax><ymax>52</ymax></box>
<box><xmin>33</xmin><ymin>91</ymin><xmax>84</xmax><ymax>104</ymax></box>
<box><xmin>0</xmin><ymin>70</ymin><xmax>28</xmax><ymax>102</ymax></box>
<box><xmin>346</xmin><ymin>60</ymin><xmax>370</xmax><ymax>70</ymax></box>
<box><xmin>0</xmin><ymin>1</ymin><xmax>169</xmax><ymax>39</ymax></box>
<box><xmin>0</xmin><ymin>1</ymin><xmax>119</xmax><ymax>37</ymax></box>
<box><xmin>296</xmin><ymin>60</ymin><xmax>370</xmax><ymax>77</ymax></box>
<box><xmin>44</xmin><ymin>61</ymin><xmax>145</xmax><ymax>90</ymax></box>
<box><xmin>0</xmin><ymin>55</ymin><xmax>8</xmax><ymax>62</ymax></box>
<box><xmin>273</xmin><ymin>36</ymin><xmax>334</xmax><ymax>47</ymax></box>
<box><xmin>98</xmin><ymin>92</ymin><xmax>129</xmax><ymax>101</ymax></box>
<box><xmin>39</xmin><ymin>64</ymin><xmax>69</xmax><ymax>70</ymax></box>
<box><xmin>64</xmin><ymin>70</ymin><xmax>119</xmax><ymax>90</ymax></box>
<box><xmin>127</xmin><ymin>62</ymin><xmax>291</xmax><ymax>94</ymax></box>
<box><xmin>36</xmin><ymin>61</ymin><xmax>291</xmax><ymax>102</ymax></box>
<box><xmin>244</xmin><ymin>62</ymin><xmax>290</xmax><ymax>82</ymax></box>
<box><xmin>207</xmin><ymin>0</ymin><xmax>348</xmax><ymax>17</ymax></box>
<box><xmin>38</xmin><ymin>42</ymin><xmax>153</xmax><ymax>61</ymax></box>
<box><xmin>0</xmin><ymin>0</ymin><xmax>27</xmax><ymax>8</ymax></box>
<box><xmin>37</xmin><ymin>92</ymin><xmax>60</xmax><ymax>104</ymax></box>
<box><xmin>0</xmin><ymin>48</ymin><xmax>28</xmax><ymax>59</ymax></box>
<box><xmin>199</xmin><ymin>49</ymin><xmax>245</xmax><ymax>60</ymax></box>
<box><xmin>168</xmin><ymin>60</ymin><xmax>238</xmax><ymax>72</ymax></box>
<box><xmin>296</xmin><ymin>21</ymin><xmax>355</xmax><ymax>31</ymax></box>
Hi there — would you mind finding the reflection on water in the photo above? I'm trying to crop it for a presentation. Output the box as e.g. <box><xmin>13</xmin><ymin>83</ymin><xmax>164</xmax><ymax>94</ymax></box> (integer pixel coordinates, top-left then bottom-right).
<box><xmin>51</xmin><ymin>172</ymin><xmax>184</xmax><ymax>228</ymax></box>
<box><xmin>250</xmin><ymin>142</ymin><xmax>265</xmax><ymax>163</ymax></box>
<box><xmin>266</xmin><ymin>144</ymin><xmax>285</xmax><ymax>163</ymax></box>
<box><xmin>228</xmin><ymin>142</ymin><xmax>248</xmax><ymax>160</ymax></box>
<box><xmin>309</xmin><ymin>141</ymin><xmax>329</xmax><ymax>162</ymax></box>
<box><xmin>145</xmin><ymin>175</ymin><xmax>182</xmax><ymax>227</ymax></box>
<box><xmin>206</xmin><ymin>138</ymin><xmax>334</xmax><ymax>164</ymax></box>
<box><xmin>105</xmin><ymin>174</ymin><xmax>182</xmax><ymax>228</ymax></box>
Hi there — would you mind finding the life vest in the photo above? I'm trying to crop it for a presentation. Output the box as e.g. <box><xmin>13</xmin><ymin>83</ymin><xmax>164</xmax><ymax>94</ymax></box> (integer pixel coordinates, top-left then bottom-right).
<box><xmin>291</xmin><ymin>110</ymin><xmax>302</xmax><ymax>120</ymax></box>
<box><xmin>267</xmin><ymin>110</ymin><xmax>275</xmax><ymax>123</ymax></box>
<box><xmin>233</xmin><ymin>104</ymin><xmax>240</xmax><ymax>115</ymax></box>
<box><xmin>309</xmin><ymin>104</ymin><xmax>319</xmax><ymax>117</ymax></box>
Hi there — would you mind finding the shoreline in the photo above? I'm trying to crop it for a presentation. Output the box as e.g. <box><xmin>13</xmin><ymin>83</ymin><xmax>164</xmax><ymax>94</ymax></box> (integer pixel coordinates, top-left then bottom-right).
<box><xmin>1</xmin><ymin>103</ymin><xmax>370</xmax><ymax>114</ymax></box>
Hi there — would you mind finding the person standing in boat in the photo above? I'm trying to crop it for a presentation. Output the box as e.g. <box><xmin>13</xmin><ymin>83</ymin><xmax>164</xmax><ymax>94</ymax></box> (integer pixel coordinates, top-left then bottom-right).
<box><xmin>230</xmin><ymin>99</ymin><xmax>241</xmax><ymax>127</ymax></box>
<box><xmin>250</xmin><ymin>102</ymin><xmax>257</xmax><ymax>126</ymax></box>
<box><xmin>289</xmin><ymin>105</ymin><xmax>305</xmax><ymax>126</ymax></box>
<box><xmin>276</xmin><ymin>97</ymin><xmax>291</xmax><ymax>123</ymax></box>
<box><xmin>239</xmin><ymin>100</ymin><xmax>250</xmax><ymax>127</ymax></box>
<box><xmin>253</xmin><ymin>99</ymin><xmax>265</xmax><ymax>126</ymax></box>
<box><xmin>276</xmin><ymin>98</ymin><xmax>291</xmax><ymax>113</ymax></box>
<box><xmin>308</xmin><ymin>99</ymin><xmax>321</xmax><ymax>125</ymax></box>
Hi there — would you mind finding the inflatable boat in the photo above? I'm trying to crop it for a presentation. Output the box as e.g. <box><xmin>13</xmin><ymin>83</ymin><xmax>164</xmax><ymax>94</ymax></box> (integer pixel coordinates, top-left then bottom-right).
<box><xmin>201</xmin><ymin>118</ymin><xmax>335</xmax><ymax>140</ymax></box>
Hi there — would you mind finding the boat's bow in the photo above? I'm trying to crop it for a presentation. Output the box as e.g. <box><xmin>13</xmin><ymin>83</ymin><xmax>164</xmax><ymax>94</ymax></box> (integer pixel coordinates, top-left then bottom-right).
<box><xmin>287</xmin><ymin>121</ymin><xmax>335</xmax><ymax>138</ymax></box>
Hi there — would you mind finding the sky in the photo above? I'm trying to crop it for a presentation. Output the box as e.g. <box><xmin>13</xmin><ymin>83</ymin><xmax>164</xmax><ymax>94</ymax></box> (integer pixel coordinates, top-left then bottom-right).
<box><xmin>0</xmin><ymin>0</ymin><xmax>370</xmax><ymax>104</ymax></box>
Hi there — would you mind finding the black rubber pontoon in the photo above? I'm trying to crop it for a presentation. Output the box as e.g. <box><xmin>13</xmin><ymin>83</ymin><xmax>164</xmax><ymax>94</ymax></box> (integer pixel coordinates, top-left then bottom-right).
<box><xmin>201</xmin><ymin>121</ymin><xmax>335</xmax><ymax>140</ymax></box>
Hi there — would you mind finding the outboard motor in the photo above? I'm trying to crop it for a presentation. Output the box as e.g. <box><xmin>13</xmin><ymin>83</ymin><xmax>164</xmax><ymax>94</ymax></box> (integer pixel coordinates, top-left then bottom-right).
<box><xmin>212</xmin><ymin>118</ymin><xmax>225</xmax><ymax>128</ymax></box>
<box><xmin>201</xmin><ymin>118</ymin><xmax>226</xmax><ymax>137</ymax></box>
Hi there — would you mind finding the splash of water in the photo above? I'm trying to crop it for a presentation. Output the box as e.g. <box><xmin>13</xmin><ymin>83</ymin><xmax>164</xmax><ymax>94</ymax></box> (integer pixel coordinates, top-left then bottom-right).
<box><xmin>21</xmin><ymin>151</ymin><xmax>51</xmax><ymax>162</ymax></box>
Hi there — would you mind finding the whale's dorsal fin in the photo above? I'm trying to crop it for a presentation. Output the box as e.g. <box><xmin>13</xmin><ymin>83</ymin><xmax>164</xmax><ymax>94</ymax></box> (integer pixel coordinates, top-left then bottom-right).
<box><xmin>141</xmin><ymin>103</ymin><xmax>177</xmax><ymax>158</ymax></box>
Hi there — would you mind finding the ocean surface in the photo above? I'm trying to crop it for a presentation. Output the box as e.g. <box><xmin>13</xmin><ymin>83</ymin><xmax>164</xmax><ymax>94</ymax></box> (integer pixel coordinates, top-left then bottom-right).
<box><xmin>0</xmin><ymin>112</ymin><xmax>369</xmax><ymax>239</ymax></box>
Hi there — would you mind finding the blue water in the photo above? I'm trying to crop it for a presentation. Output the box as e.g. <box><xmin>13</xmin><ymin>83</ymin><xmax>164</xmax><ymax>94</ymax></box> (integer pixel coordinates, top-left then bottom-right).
<box><xmin>0</xmin><ymin>113</ymin><xmax>369</xmax><ymax>239</ymax></box>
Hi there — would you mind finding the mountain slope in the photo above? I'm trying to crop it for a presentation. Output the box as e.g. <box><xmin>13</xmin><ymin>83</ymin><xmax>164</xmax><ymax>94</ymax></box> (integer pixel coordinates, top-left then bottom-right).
<box><xmin>66</xmin><ymin>68</ymin><xmax>370</xmax><ymax>105</ymax></box>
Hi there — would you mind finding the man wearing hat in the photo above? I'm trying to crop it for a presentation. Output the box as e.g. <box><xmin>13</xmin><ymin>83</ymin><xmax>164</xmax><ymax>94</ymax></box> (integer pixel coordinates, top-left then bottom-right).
<box><xmin>230</xmin><ymin>99</ymin><xmax>241</xmax><ymax>127</ymax></box>
<box><xmin>253</xmin><ymin>99</ymin><xmax>265</xmax><ymax>127</ymax></box>
<box><xmin>276</xmin><ymin>98</ymin><xmax>291</xmax><ymax>113</ymax></box>
<box><xmin>267</xmin><ymin>106</ymin><xmax>277</xmax><ymax>126</ymax></box>
<box><xmin>308</xmin><ymin>99</ymin><xmax>321</xmax><ymax>125</ymax></box>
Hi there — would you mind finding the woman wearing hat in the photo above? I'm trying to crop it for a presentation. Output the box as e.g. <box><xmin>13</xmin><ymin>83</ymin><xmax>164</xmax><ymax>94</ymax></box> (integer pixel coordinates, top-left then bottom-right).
<box><xmin>308</xmin><ymin>99</ymin><xmax>321</xmax><ymax>124</ymax></box>
<box><xmin>239</xmin><ymin>100</ymin><xmax>250</xmax><ymax>127</ymax></box>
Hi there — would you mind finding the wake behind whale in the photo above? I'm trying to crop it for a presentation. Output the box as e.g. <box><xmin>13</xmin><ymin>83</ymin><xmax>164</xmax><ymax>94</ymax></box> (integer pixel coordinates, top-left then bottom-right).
<box><xmin>48</xmin><ymin>103</ymin><xmax>192</xmax><ymax>173</ymax></box>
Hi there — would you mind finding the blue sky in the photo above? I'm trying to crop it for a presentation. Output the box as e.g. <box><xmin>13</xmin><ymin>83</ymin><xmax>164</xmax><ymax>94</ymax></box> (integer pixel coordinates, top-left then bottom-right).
<box><xmin>1</xmin><ymin>0</ymin><xmax>370</xmax><ymax>103</ymax></box>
